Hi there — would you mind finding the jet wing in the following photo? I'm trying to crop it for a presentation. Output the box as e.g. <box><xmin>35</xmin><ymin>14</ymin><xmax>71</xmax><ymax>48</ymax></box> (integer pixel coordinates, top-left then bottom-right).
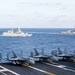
<box><xmin>33</xmin><ymin>55</ymin><xmax>49</xmax><ymax>58</ymax></box>
<box><xmin>9</xmin><ymin>57</ymin><xmax>26</xmax><ymax>61</ymax></box>
<box><xmin>58</xmin><ymin>54</ymin><xmax>72</xmax><ymax>57</ymax></box>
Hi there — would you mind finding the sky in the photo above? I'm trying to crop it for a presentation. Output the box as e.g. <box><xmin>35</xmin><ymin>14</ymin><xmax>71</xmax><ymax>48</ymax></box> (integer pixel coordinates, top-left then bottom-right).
<box><xmin>0</xmin><ymin>0</ymin><xmax>75</xmax><ymax>28</ymax></box>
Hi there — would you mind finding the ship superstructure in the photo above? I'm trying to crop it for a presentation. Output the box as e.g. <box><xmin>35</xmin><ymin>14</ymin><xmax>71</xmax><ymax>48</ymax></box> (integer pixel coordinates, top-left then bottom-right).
<box><xmin>2</xmin><ymin>27</ymin><xmax>32</xmax><ymax>37</ymax></box>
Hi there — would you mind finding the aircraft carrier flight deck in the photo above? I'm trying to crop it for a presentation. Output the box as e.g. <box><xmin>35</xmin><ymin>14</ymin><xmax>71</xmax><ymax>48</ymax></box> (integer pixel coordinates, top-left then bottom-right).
<box><xmin>0</xmin><ymin>61</ymin><xmax>75</xmax><ymax>75</ymax></box>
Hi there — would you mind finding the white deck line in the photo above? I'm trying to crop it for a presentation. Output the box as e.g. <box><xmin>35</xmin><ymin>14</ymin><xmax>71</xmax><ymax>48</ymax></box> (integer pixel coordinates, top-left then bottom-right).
<box><xmin>28</xmin><ymin>66</ymin><xmax>55</xmax><ymax>75</ymax></box>
<box><xmin>0</xmin><ymin>72</ymin><xmax>7</xmax><ymax>75</ymax></box>
<box><xmin>43</xmin><ymin>62</ymin><xmax>75</xmax><ymax>73</ymax></box>
<box><xmin>0</xmin><ymin>66</ymin><xmax>19</xmax><ymax>75</ymax></box>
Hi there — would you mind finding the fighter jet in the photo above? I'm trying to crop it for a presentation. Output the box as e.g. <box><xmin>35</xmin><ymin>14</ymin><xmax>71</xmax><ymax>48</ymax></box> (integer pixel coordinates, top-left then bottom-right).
<box><xmin>52</xmin><ymin>47</ymin><xmax>73</xmax><ymax>61</ymax></box>
<box><xmin>49</xmin><ymin>48</ymin><xmax>75</xmax><ymax>62</ymax></box>
<box><xmin>7</xmin><ymin>50</ymin><xmax>35</xmax><ymax>65</ymax></box>
<box><xmin>30</xmin><ymin>48</ymin><xmax>58</xmax><ymax>63</ymax></box>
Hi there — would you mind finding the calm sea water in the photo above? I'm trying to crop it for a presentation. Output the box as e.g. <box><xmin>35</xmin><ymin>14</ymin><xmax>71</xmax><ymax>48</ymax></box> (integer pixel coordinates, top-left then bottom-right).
<box><xmin>0</xmin><ymin>28</ymin><xmax>75</xmax><ymax>62</ymax></box>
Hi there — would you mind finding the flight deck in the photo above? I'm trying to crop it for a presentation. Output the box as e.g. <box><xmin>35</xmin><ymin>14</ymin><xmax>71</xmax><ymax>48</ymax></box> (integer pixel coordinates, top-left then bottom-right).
<box><xmin>0</xmin><ymin>61</ymin><xmax>75</xmax><ymax>75</ymax></box>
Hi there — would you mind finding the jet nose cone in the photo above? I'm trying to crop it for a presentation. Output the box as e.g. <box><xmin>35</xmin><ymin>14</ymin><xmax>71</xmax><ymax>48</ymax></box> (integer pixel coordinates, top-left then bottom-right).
<box><xmin>29</xmin><ymin>57</ymin><xmax>35</xmax><ymax>65</ymax></box>
<box><xmin>56</xmin><ymin>59</ymin><xmax>59</xmax><ymax>61</ymax></box>
<box><xmin>31</xmin><ymin>60</ymin><xmax>35</xmax><ymax>64</ymax></box>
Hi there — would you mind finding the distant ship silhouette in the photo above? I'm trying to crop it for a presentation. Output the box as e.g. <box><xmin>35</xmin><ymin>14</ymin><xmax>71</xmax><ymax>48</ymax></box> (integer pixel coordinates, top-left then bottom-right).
<box><xmin>2</xmin><ymin>27</ymin><xmax>32</xmax><ymax>37</ymax></box>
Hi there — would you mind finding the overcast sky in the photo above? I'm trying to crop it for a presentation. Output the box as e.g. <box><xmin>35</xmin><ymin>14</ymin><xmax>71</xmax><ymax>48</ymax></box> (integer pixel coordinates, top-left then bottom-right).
<box><xmin>0</xmin><ymin>0</ymin><xmax>75</xmax><ymax>28</ymax></box>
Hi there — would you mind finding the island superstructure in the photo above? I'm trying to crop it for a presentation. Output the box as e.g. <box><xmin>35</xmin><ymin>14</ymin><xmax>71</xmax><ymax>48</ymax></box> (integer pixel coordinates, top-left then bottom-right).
<box><xmin>2</xmin><ymin>27</ymin><xmax>32</xmax><ymax>37</ymax></box>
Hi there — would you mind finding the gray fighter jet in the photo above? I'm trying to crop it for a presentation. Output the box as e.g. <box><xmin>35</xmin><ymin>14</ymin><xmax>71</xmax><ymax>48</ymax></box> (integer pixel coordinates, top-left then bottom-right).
<box><xmin>30</xmin><ymin>48</ymin><xmax>58</xmax><ymax>63</ymax></box>
<box><xmin>7</xmin><ymin>50</ymin><xmax>35</xmax><ymax>65</ymax></box>
<box><xmin>51</xmin><ymin>47</ymin><xmax>72</xmax><ymax>61</ymax></box>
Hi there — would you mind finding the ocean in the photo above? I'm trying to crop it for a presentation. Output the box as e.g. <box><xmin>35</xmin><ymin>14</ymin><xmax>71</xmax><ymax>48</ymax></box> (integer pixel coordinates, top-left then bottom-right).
<box><xmin>0</xmin><ymin>28</ymin><xmax>75</xmax><ymax>62</ymax></box>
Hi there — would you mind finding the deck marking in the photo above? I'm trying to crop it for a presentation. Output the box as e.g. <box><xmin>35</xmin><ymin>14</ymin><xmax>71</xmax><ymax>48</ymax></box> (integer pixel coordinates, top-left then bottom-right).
<box><xmin>22</xmin><ymin>64</ymin><xmax>55</xmax><ymax>75</ymax></box>
<box><xmin>64</xmin><ymin>66</ymin><xmax>75</xmax><ymax>70</ymax></box>
<box><xmin>1</xmin><ymin>72</ymin><xmax>7</xmax><ymax>75</ymax></box>
<box><xmin>48</xmin><ymin>61</ymin><xmax>58</xmax><ymax>65</ymax></box>
<box><xmin>21</xmin><ymin>64</ymin><xmax>29</xmax><ymax>66</ymax></box>
<box><xmin>43</xmin><ymin>62</ymin><xmax>75</xmax><ymax>73</ymax></box>
<box><xmin>29</xmin><ymin>66</ymin><xmax>55</xmax><ymax>75</ymax></box>
<box><xmin>0</xmin><ymin>66</ymin><xmax>19</xmax><ymax>75</ymax></box>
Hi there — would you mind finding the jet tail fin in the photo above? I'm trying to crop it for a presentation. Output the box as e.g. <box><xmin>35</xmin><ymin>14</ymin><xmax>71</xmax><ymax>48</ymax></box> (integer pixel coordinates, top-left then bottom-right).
<box><xmin>51</xmin><ymin>50</ymin><xmax>58</xmax><ymax>56</ymax></box>
<box><xmin>34</xmin><ymin>48</ymin><xmax>39</xmax><ymax>55</ymax></box>
<box><xmin>58</xmin><ymin>47</ymin><xmax>62</xmax><ymax>54</ymax></box>
<box><xmin>64</xmin><ymin>47</ymin><xmax>68</xmax><ymax>54</ymax></box>
<box><xmin>30</xmin><ymin>51</ymin><xmax>34</xmax><ymax>57</ymax></box>
<box><xmin>7</xmin><ymin>51</ymin><xmax>17</xmax><ymax>60</ymax></box>
<box><xmin>12</xmin><ymin>50</ymin><xmax>17</xmax><ymax>58</ymax></box>
<box><xmin>20</xmin><ymin>50</ymin><xmax>23</xmax><ymax>57</ymax></box>
<box><xmin>7</xmin><ymin>53</ymin><xmax>9</xmax><ymax>60</ymax></box>
<box><xmin>41</xmin><ymin>49</ymin><xmax>44</xmax><ymax>55</ymax></box>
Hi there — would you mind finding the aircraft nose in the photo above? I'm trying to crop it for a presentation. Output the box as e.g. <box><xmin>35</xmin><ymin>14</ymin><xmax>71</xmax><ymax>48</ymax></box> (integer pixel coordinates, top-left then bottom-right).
<box><xmin>31</xmin><ymin>60</ymin><xmax>35</xmax><ymax>64</ymax></box>
<box><xmin>30</xmin><ymin>60</ymin><xmax>35</xmax><ymax>64</ymax></box>
<box><xmin>53</xmin><ymin>56</ymin><xmax>59</xmax><ymax>61</ymax></box>
<box><xmin>55</xmin><ymin>58</ymin><xmax>58</xmax><ymax>61</ymax></box>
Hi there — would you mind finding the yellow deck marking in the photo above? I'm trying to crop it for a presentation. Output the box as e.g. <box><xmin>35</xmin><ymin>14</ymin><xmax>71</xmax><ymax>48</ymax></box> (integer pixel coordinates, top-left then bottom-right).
<box><xmin>21</xmin><ymin>64</ymin><xmax>29</xmax><ymax>67</ymax></box>
<box><xmin>22</xmin><ymin>64</ymin><xmax>55</xmax><ymax>75</ymax></box>
<box><xmin>45</xmin><ymin>72</ymin><xmax>55</xmax><ymax>75</ymax></box>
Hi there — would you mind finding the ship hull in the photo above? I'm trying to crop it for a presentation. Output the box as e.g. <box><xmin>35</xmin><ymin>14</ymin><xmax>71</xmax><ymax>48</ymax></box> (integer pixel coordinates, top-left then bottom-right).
<box><xmin>2</xmin><ymin>33</ymin><xmax>32</xmax><ymax>37</ymax></box>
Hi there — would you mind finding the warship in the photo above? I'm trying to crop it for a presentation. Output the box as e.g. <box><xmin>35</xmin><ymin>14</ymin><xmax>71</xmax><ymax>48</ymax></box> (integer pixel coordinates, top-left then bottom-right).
<box><xmin>60</xmin><ymin>27</ymin><xmax>75</xmax><ymax>34</ymax></box>
<box><xmin>2</xmin><ymin>27</ymin><xmax>32</xmax><ymax>37</ymax></box>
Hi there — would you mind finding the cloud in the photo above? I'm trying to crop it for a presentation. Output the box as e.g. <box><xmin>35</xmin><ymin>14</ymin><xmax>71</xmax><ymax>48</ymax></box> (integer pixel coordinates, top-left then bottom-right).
<box><xmin>57</xmin><ymin>15</ymin><xmax>68</xmax><ymax>18</ymax></box>
<box><xmin>33</xmin><ymin>2</ymin><xmax>62</xmax><ymax>7</ymax></box>
<box><xmin>0</xmin><ymin>0</ymin><xmax>75</xmax><ymax>28</ymax></box>
<box><xmin>6</xmin><ymin>14</ymin><xmax>18</xmax><ymax>17</ymax></box>
<box><xmin>18</xmin><ymin>0</ymin><xmax>62</xmax><ymax>7</ymax></box>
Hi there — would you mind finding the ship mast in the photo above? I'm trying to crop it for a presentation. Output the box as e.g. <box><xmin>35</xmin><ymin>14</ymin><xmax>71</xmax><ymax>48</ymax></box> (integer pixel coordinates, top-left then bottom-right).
<box><xmin>12</xmin><ymin>28</ymin><xmax>13</xmax><ymax>33</ymax></box>
<box><xmin>17</xmin><ymin>27</ymin><xmax>21</xmax><ymax>33</ymax></box>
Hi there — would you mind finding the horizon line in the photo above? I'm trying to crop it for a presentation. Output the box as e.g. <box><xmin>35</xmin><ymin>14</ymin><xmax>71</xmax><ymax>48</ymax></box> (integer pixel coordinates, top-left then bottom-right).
<box><xmin>0</xmin><ymin>27</ymin><xmax>74</xmax><ymax>29</ymax></box>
